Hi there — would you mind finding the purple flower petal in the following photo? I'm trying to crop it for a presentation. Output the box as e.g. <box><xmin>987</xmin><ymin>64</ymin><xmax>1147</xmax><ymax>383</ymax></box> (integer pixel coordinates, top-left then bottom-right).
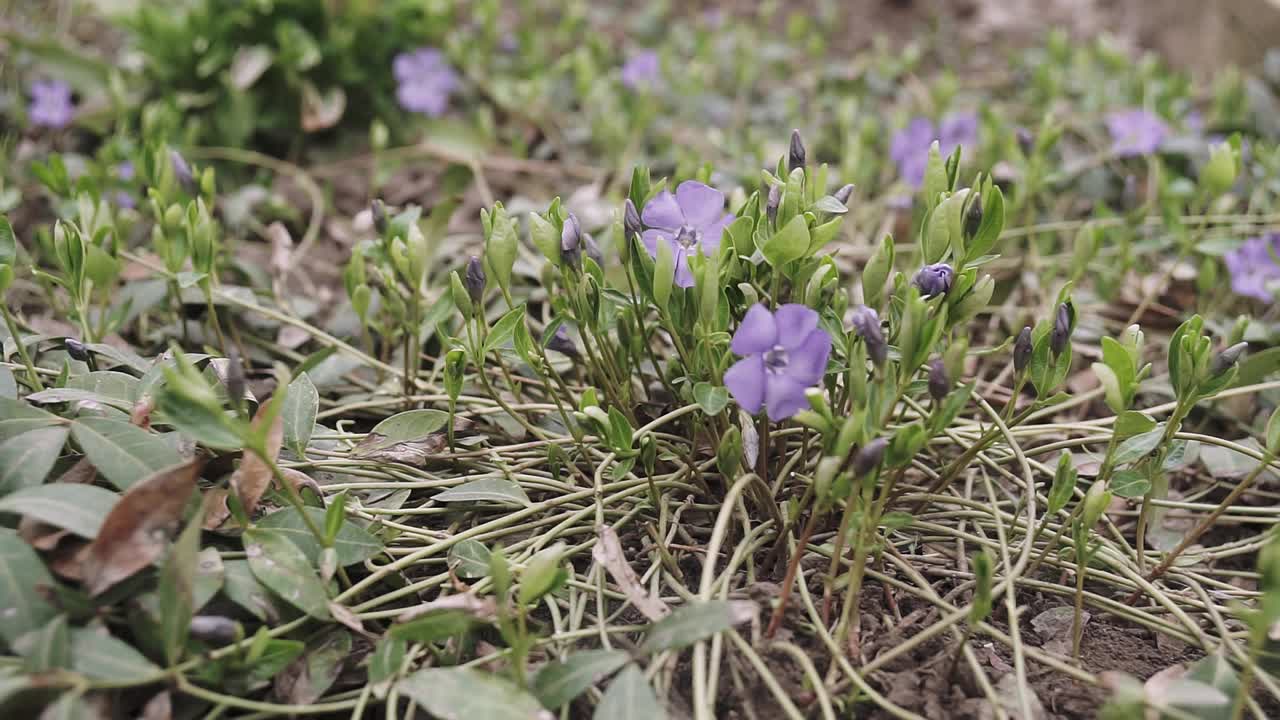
<box><xmin>641</xmin><ymin>190</ymin><xmax>684</xmax><ymax>231</ymax></box>
<box><xmin>1224</xmin><ymin>234</ymin><xmax>1280</xmax><ymax>301</ymax></box>
<box><xmin>621</xmin><ymin>50</ymin><xmax>661</xmax><ymax>91</ymax></box>
<box><xmin>701</xmin><ymin>213</ymin><xmax>733</xmax><ymax>253</ymax></box>
<box><xmin>671</xmin><ymin>244</ymin><xmax>695</xmax><ymax>288</ymax></box>
<box><xmin>1106</xmin><ymin>109</ymin><xmax>1167</xmax><ymax>157</ymax></box>
<box><xmin>764</xmin><ymin>374</ymin><xmax>809</xmax><ymax>422</ymax></box>
<box><xmin>725</xmin><ymin>355</ymin><xmax>765</xmax><ymax>414</ymax></box>
<box><xmin>640</xmin><ymin>229</ymin><xmax>668</xmax><ymax>257</ymax></box>
<box><xmin>784</xmin><ymin>330</ymin><xmax>833</xmax><ymax>386</ymax></box>
<box><xmin>731</xmin><ymin>304</ymin><xmax>778</xmax><ymax>354</ymax></box>
<box><xmin>675</xmin><ymin>181</ymin><xmax>726</xmax><ymax>228</ymax></box>
<box><xmin>773</xmin><ymin>304</ymin><xmax>819</xmax><ymax>349</ymax></box>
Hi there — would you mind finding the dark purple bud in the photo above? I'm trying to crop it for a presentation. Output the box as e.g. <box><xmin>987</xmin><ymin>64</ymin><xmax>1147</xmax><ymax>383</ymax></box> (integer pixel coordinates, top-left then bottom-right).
<box><xmin>64</xmin><ymin>338</ymin><xmax>91</xmax><ymax>362</ymax></box>
<box><xmin>1211</xmin><ymin>341</ymin><xmax>1248</xmax><ymax>376</ymax></box>
<box><xmin>623</xmin><ymin>198</ymin><xmax>642</xmax><ymax>239</ymax></box>
<box><xmin>912</xmin><ymin>263</ymin><xmax>954</xmax><ymax>298</ymax></box>
<box><xmin>371</xmin><ymin>199</ymin><xmax>388</xmax><ymax>234</ymax></box>
<box><xmin>789</xmin><ymin>129</ymin><xmax>807</xmax><ymax>171</ymax></box>
<box><xmin>584</xmin><ymin>233</ymin><xmax>603</xmax><ymax>267</ymax></box>
<box><xmin>964</xmin><ymin>193</ymin><xmax>983</xmax><ymax>239</ymax></box>
<box><xmin>766</xmin><ymin>184</ymin><xmax>781</xmax><ymax>225</ymax></box>
<box><xmin>561</xmin><ymin>213</ymin><xmax>582</xmax><ymax>266</ymax></box>
<box><xmin>170</xmin><ymin>150</ymin><xmax>195</xmax><ymax>193</ymax></box>
<box><xmin>189</xmin><ymin>616</ymin><xmax>240</xmax><ymax>645</ymax></box>
<box><xmin>1050</xmin><ymin>303</ymin><xmax>1072</xmax><ymax>356</ymax></box>
<box><xmin>546</xmin><ymin>325</ymin><xmax>579</xmax><ymax>357</ymax></box>
<box><xmin>849</xmin><ymin>305</ymin><xmax>887</xmax><ymax>367</ymax></box>
<box><xmin>1016</xmin><ymin>127</ymin><xmax>1034</xmax><ymax>155</ymax></box>
<box><xmin>852</xmin><ymin>438</ymin><xmax>888</xmax><ymax>478</ymax></box>
<box><xmin>928</xmin><ymin>358</ymin><xmax>951</xmax><ymax>401</ymax></box>
<box><xmin>464</xmin><ymin>256</ymin><xmax>486</xmax><ymax>305</ymax></box>
<box><xmin>833</xmin><ymin>183</ymin><xmax>855</xmax><ymax>206</ymax></box>
<box><xmin>1013</xmin><ymin>326</ymin><xmax>1033</xmax><ymax>373</ymax></box>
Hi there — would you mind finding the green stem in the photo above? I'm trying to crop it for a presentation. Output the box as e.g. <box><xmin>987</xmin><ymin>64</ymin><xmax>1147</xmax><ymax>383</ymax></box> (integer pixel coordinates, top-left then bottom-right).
<box><xmin>1</xmin><ymin>304</ymin><xmax>45</xmax><ymax>391</ymax></box>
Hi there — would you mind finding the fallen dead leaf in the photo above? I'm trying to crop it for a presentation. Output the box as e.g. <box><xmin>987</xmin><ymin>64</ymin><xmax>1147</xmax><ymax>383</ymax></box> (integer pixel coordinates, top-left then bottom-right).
<box><xmin>396</xmin><ymin>592</ymin><xmax>497</xmax><ymax>623</ymax></box>
<box><xmin>230</xmin><ymin>403</ymin><xmax>283</xmax><ymax>516</ymax></box>
<box><xmin>202</xmin><ymin>487</ymin><xmax>232</xmax><ymax>530</ymax></box>
<box><xmin>82</xmin><ymin>459</ymin><xmax>202</xmax><ymax>595</ymax></box>
<box><xmin>592</xmin><ymin>524</ymin><xmax>669</xmax><ymax>621</ymax></box>
<box><xmin>130</xmin><ymin>396</ymin><xmax>155</xmax><ymax>430</ymax></box>
<box><xmin>266</xmin><ymin>222</ymin><xmax>294</xmax><ymax>279</ymax></box>
<box><xmin>57</xmin><ymin>457</ymin><xmax>97</xmax><ymax>485</ymax></box>
<box><xmin>301</xmin><ymin>83</ymin><xmax>346</xmax><ymax>133</ymax></box>
<box><xmin>328</xmin><ymin>602</ymin><xmax>373</xmax><ymax>638</ymax></box>
<box><xmin>353</xmin><ymin>433</ymin><xmax>448</xmax><ymax>466</ymax></box>
<box><xmin>139</xmin><ymin>691</ymin><xmax>172</xmax><ymax>720</ymax></box>
<box><xmin>19</xmin><ymin>518</ymin><xmax>71</xmax><ymax>551</ymax></box>
<box><xmin>280</xmin><ymin>468</ymin><xmax>324</xmax><ymax>506</ymax></box>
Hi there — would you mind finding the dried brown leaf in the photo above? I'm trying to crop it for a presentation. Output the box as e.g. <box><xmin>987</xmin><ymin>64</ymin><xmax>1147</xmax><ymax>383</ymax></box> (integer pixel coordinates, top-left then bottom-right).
<box><xmin>230</xmin><ymin>404</ymin><xmax>283</xmax><ymax>516</ymax></box>
<box><xmin>266</xmin><ymin>222</ymin><xmax>293</xmax><ymax>278</ymax></box>
<box><xmin>592</xmin><ymin>525</ymin><xmax>669</xmax><ymax>621</ymax></box>
<box><xmin>81</xmin><ymin>460</ymin><xmax>202</xmax><ymax>595</ymax></box>
<box><xmin>301</xmin><ymin>84</ymin><xmax>347</xmax><ymax>133</ymax></box>
<box><xmin>396</xmin><ymin>592</ymin><xmax>497</xmax><ymax>623</ymax></box>
<box><xmin>328</xmin><ymin>602</ymin><xmax>373</xmax><ymax>638</ymax></box>
<box><xmin>130</xmin><ymin>396</ymin><xmax>155</xmax><ymax>430</ymax></box>
<box><xmin>354</xmin><ymin>433</ymin><xmax>448</xmax><ymax>466</ymax></box>
<box><xmin>202</xmin><ymin>487</ymin><xmax>232</xmax><ymax>530</ymax></box>
<box><xmin>57</xmin><ymin>457</ymin><xmax>97</xmax><ymax>485</ymax></box>
<box><xmin>19</xmin><ymin>518</ymin><xmax>70</xmax><ymax>551</ymax></box>
<box><xmin>280</xmin><ymin>468</ymin><xmax>324</xmax><ymax>506</ymax></box>
<box><xmin>139</xmin><ymin>691</ymin><xmax>172</xmax><ymax>720</ymax></box>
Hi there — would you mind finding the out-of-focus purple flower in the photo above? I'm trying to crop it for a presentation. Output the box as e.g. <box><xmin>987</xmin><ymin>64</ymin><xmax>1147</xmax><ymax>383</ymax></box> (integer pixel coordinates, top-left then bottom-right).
<box><xmin>29</xmin><ymin>79</ymin><xmax>74</xmax><ymax>129</ymax></box>
<box><xmin>849</xmin><ymin>305</ymin><xmax>887</xmax><ymax>367</ymax></box>
<box><xmin>393</xmin><ymin>47</ymin><xmax>459</xmax><ymax>116</ymax></box>
<box><xmin>116</xmin><ymin>162</ymin><xmax>135</xmax><ymax>181</ymax></box>
<box><xmin>170</xmin><ymin>150</ymin><xmax>195</xmax><ymax>193</ymax></box>
<box><xmin>1185</xmin><ymin>110</ymin><xmax>1205</xmax><ymax>134</ymax></box>
<box><xmin>912</xmin><ymin>263</ymin><xmax>954</xmax><ymax>297</ymax></box>
<box><xmin>1106</xmin><ymin>109</ymin><xmax>1168</xmax><ymax>157</ymax></box>
<box><xmin>725</xmin><ymin>304</ymin><xmax>832</xmax><ymax>422</ymax></box>
<box><xmin>1224</xmin><ymin>234</ymin><xmax>1280</xmax><ymax>301</ymax></box>
<box><xmin>640</xmin><ymin>180</ymin><xmax>734</xmax><ymax>288</ymax></box>
<box><xmin>889</xmin><ymin>112</ymin><xmax>979</xmax><ymax>188</ymax></box>
<box><xmin>113</xmin><ymin>191</ymin><xmax>136</xmax><ymax>210</ymax></box>
<box><xmin>621</xmin><ymin>50</ymin><xmax>661</xmax><ymax>91</ymax></box>
<box><xmin>547</xmin><ymin>325</ymin><xmax>579</xmax><ymax>357</ymax></box>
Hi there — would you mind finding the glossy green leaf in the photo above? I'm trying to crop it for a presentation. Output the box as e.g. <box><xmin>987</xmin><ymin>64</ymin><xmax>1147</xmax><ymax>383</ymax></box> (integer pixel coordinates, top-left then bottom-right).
<box><xmin>693</xmin><ymin>383</ymin><xmax>729</xmax><ymax>416</ymax></box>
<box><xmin>159</xmin><ymin>508</ymin><xmax>202</xmax><ymax>664</ymax></box>
<box><xmin>0</xmin><ymin>531</ymin><xmax>58</xmax><ymax>644</ymax></box>
<box><xmin>282</xmin><ymin>373</ymin><xmax>318</xmax><ymax>458</ymax></box>
<box><xmin>640</xmin><ymin>600</ymin><xmax>756</xmax><ymax>653</ymax></box>
<box><xmin>518</xmin><ymin>543</ymin><xmax>566</xmax><ymax>605</ymax></box>
<box><xmin>533</xmin><ymin>649</ymin><xmax>631</xmax><ymax>709</ymax></box>
<box><xmin>359</xmin><ymin>409</ymin><xmax>450</xmax><ymax>452</ymax></box>
<box><xmin>257</xmin><ymin>506</ymin><xmax>382</xmax><ymax>567</ymax></box>
<box><xmin>71</xmin><ymin>417</ymin><xmax>181</xmax><ymax>489</ymax></box>
<box><xmin>69</xmin><ymin>627</ymin><xmax>161</xmax><ymax>682</ymax></box>
<box><xmin>0</xmin><ymin>484</ymin><xmax>118</xmax><ymax>538</ymax></box>
<box><xmin>1110</xmin><ymin>469</ymin><xmax>1151</xmax><ymax>499</ymax></box>
<box><xmin>449</xmin><ymin>539</ymin><xmax>491</xmax><ymax>579</ymax></box>
<box><xmin>398</xmin><ymin>667</ymin><xmax>548</xmax><ymax>720</ymax></box>
<box><xmin>1111</xmin><ymin>427</ymin><xmax>1165</xmax><ymax>466</ymax></box>
<box><xmin>0</xmin><ymin>426</ymin><xmax>68</xmax><ymax>492</ymax></box>
<box><xmin>434</xmin><ymin>478</ymin><xmax>530</xmax><ymax>506</ymax></box>
<box><xmin>762</xmin><ymin>215</ymin><xmax>810</xmax><ymax>267</ymax></box>
<box><xmin>243</xmin><ymin>528</ymin><xmax>330</xmax><ymax>620</ymax></box>
<box><xmin>593</xmin><ymin>665</ymin><xmax>666</xmax><ymax>720</ymax></box>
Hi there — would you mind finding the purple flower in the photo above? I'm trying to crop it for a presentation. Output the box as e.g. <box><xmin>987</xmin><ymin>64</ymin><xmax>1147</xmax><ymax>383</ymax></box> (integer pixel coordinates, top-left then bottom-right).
<box><xmin>394</xmin><ymin>47</ymin><xmax>459</xmax><ymax>116</ymax></box>
<box><xmin>849</xmin><ymin>305</ymin><xmax>887</xmax><ymax>367</ymax></box>
<box><xmin>1106</xmin><ymin>109</ymin><xmax>1168</xmax><ymax>157</ymax></box>
<box><xmin>725</xmin><ymin>304</ymin><xmax>832</xmax><ymax>422</ymax></box>
<box><xmin>1224</xmin><ymin>234</ymin><xmax>1280</xmax><ymax>301</ymax></box>
<box><xmin>113</xmin><ymin>191</ymin><xmax>136</xmax><ymax>210</ymax></box>
<box><xmin>912</xmin><ymin>263</ymin><xmax>954</xmax><ymax>297</ymax></box>
<box><xmin>640</xmin><ymin>180</ymin><xmax>734</xmax><ymax>288</ymax></box>
<box><xmin>621</xmin><ymin>50</ymin><xmax>661</xmax><ymax>91</ymax></box>
<box><xmin>889</xmin><ymin>112</ymin><xmax>979</xmax><ymax>188</ymax></box>
<box><xmin>29</xmin><ymin>79</ymin><xmax>74</xmax><ymax>129</ymax></box>
<box><xmin>116</xmin><ymin>162</ymin><xmax>135</xmax><ymax>181</ymax></box>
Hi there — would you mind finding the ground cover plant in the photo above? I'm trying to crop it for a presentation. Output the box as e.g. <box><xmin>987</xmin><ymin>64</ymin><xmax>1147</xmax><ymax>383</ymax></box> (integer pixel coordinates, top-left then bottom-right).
<box><xmin>5</xmin><ymin>2</ymin><xmax>1280</xmax><ymax>718</ymax></box>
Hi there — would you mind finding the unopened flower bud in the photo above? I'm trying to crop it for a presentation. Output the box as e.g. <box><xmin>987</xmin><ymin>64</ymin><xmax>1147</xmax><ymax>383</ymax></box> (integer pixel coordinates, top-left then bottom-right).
<box><xmin>1013</xmin><ymin>326</ymin><xmax>1033</xmax><ymax>373</ymax></box>
<box><xmin>789</xmin><ymin>129</ymin><xmax>807</xmax><ymax>171</ymax></box>
<box><xmin>849</xmin><ymin>305</ymin><xmax>887</xmax><ymax>367</ymax></box>
<box><xmin>371</xmin><ymin>199</ymin><xmax>388</xmax><ymax>234</ymax></box>
<box><xmin>546</xmin><ymin>325</ymin><xmax>579</xmax><ymax>357</ymax></box>
<box><xmin>189</xmin><ymin>615</ymin><xmax>240</xmax><ymax>646</ymax></box>
<box><xmin>1016</xmin><ymin>127</ymin><xmax>1034</xmax><ymax>155</ymax></box>
<box><xmin>928</xmin><ymin>357</ymin><xmax>951</xmax><ymax>401</ymax></box>
<box><xmin>65</xmin><ymin>338</ymin><xmax>91</xmax><ymax>363</ymax></box>
<box><xmin>766</xmin><ymin>183</ymin><xmax>781</xmax><ymax>225</ymax></box>
<box><xmin>912</xmin><ymin>263</ymin><xmax>954</xmax><ymax>297</ymax></box>
<box><xmin>1050</xmin><ymin>303</ymin><xmax>1072</xmax><ymax>356</ymax></box>
<box><xmin>833</xmin><ymin>183</ymin><xmax>855</xmax><ymax>206</ymax></box>
<box><xmin>170</xmin><ymin>150</ymin><xmax>195</xmax><ymax>193</ymax></box>
<box><xmin>964</xmin><ymin>193</ymin><xmax>983</xmax><ymax>239</ymax></box>
<box><xmin>1081</xmin><ymin>481</ymin><xmax>1112</xmax><ymax>531</ymax></box>
<box><xmin>561</xmin><ymin>213</ymin><xmax>582</xmax><ymax>266</ymax></box>
<box><xmin>852</xmin><ymin>438</ymin><xmax>888</xmax><ymax>478</ymax></box>
<box><xmin>1211</xmin><ymin>341</ymin><xmax>1248</xmax><ymax>376</ymax></box>
<box><xmin>584</xmin><ymin>233</ymin><xmax>603</xmax><ymax>267</ymax></box>
<box><xmin>623</xmin><ymin>198</ymin><xmax>642</xmax><ymax>239</ymax></box>
<box><xmin>464</xmin><ymin>256</ymin><xmax>486</xmax><ymax>305</ymax></box>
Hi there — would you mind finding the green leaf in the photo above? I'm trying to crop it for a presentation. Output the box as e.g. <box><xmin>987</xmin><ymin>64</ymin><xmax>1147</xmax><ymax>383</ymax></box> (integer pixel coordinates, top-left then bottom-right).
<box><xmin>282</xmin><ymin>373</ymin><xmax>318</xmax><ymax>458</ymax></box>
<box><xmin>1112</xmin><ymin>411</ymin><xmax>1156</xmax><ymax>440</ymax></box>
<box><xmin>0</xmin><ymin>215</ymin><xmax>15</xmax><ymax>266</ymax></box>
<box><xmin>70</xmin><ymin>627</ymin><xmax>161</xmax><ymax>682</ymax></box>
<box><xmin>390</xmin><ymin>609</ymin><xmax>483</xmax><ymax>645</ymax></box>
<box><xmin>398</xmin><ymin>667</ymin><xmax>548</xmax><ymax>720</ymax></box>
<box><xmin>243</xmin><ymin>528</ymin><xmax>330</xmax><ymax>620</ymax></box>
<box><xmin>368</xmin><ymin>636</ymin><xmax>406</xmax><ymax>685</ymax></box>
<box><xmin>18</xmin><ymin>614</ymin><xmax>69</xmax><ymax>673</ymax></box>
<box><xmin>257</xmin><ymin>506</ymin><xmax>382</xmax><ymax>567</ymax></box>
<box><xmin>193</xmin><ymin>547</ymin><xmax>224</xmax><ymax>611</ymax></box>
<box><xmin>762</xmin><ymin>215</ymin><xmax>810</xmax><ymax>267</ymax></box>
<box><xmin>0</xmin><ymin>367</ymin><xmax>15</xmax><ymax>399</ymax></box>
<box><xmin>593</xmin><ymin>664</ymin><xmax>666</xmax><ymax>720</ymax></box>
<box><xmin>533</xmin><ymin>649</ymin><xmax>631</xmax><ymax>709</ymax></box>
<box><xmin>485</xmin><ymin>305</ymin><xmax>529</xmax><ymax>355</ymax></box>
<box><xmin>281</xmin><ymin>629</ymin><xmax>352</xmax><ymax>704</ymax></box>
<box><xmin>640</xmin><ymin>600</ymin><xmax>756</xmax><ymax>653</ymax></box>
<box><xmin>71</xmin><ymin>418</ymin><xmax>181</xmax><ymax>490</ymax></box>
<box><xmin>0</xmin><ymin>484</ymin><xmax>117</xmax><ymax>538</ymax></box>
<box><xmin>693</xmin><ymin>383</ymin><xmax>730</xmax><ymax>416</ymax></box>
<box><xmin>159</xmin><ymin>509</ymin><xmax>201</xmax><ymax>665</ymax></box>
<box><xmin>0</xmin><ymin>531</ymin><xmax>58</xmax><ymax>644</ymax></box>
<box><xmin>0</xmin><ymin>426</ymin><xmax>68</xmax><ymax>492</ymax></box>
<box><xmin>518</xmin><ymin>543</ymin><xmax>567</xmax><ymax>605</ymax></box>
<box><xmin>360</xmin><ymin>409</ymin><xmax>450</xmax><ymax>452</ymax></box>
<box><xmin>965</xmin><ymin>185</ymin><xmax>1004</xmax><ymax>262</ymax></box>
<box><xmin>448</xmin><ymin>539</ymin><xmax>491</xmax><ymax>579</ymax></box>
<box><xmin>434</xmin><ymin>478</ymin><xmax>531</xmax><ymax>507</ymax></box>
<box><xmin>1110</xmin><ymin>469</ymin><xmax>1151</xmax><ymax>498</ymax></box>
<box><xmin>221</xmin><ymin>559</ymin><xmax>282</xmax><ymax>622</ymax></box>
<box><xmin>1111</xmin><ymin>427</ymin><xmax>1165</xmax><ymax>466</ymax></box>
